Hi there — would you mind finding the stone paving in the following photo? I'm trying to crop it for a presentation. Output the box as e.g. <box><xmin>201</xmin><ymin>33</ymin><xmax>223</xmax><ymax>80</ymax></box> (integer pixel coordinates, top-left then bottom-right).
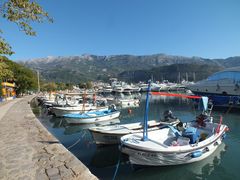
<box><xmin>0</xmin><ymin>96</ymin><xmax>98</xmax><ymax>180</ymax></box>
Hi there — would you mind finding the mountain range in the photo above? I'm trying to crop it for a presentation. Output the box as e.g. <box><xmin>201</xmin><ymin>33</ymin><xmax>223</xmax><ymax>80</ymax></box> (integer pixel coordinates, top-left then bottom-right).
<box><xmin>21</xmin><ymin>54</ymin><xmax>240</xmax><ymax>83</ymax></box>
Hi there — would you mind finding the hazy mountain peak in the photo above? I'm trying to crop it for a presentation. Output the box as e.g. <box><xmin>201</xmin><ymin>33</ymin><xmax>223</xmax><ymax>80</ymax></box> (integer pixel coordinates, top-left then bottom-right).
<box><xmin>20</xmin><ymin>53</ymin><xmax>240</xmax><ymax>83</ymax></box>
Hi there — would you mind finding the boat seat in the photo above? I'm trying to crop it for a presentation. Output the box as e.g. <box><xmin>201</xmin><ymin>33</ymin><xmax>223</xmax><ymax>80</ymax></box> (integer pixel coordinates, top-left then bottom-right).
<box><xmin>168</xmin><ymin>125</ymin><xmax>182</xmax><ymax>138</ymax></box>
<box><xmin>177</xmin><ymin>136</ymin><xmax>190</xmax><ymax>146</ymax></box>
<box><xmin>164</xmin><ymin>137</ymin><xmax>177</xmax><ymax>146</ymax></box>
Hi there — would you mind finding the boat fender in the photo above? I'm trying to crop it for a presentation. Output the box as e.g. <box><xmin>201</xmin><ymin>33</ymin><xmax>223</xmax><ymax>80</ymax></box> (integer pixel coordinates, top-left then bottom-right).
<box><xmin>225</xmin><ymin>127</ymin><xmax>229</xmax><ymax>132</ymax></box>
<box><xmin>214</xmin><ymin>141</ymin><xmax>219</xmax><ymax>146</ymax></box>
<box><xmin>191</xmin><ymin>151</ymin><xmax>202</xmax><ymax>158</ymax></box>
<box><xmin>128</xmin><ymin>108</ymin><xmax>132</xmax><ymax>114</ymax></box>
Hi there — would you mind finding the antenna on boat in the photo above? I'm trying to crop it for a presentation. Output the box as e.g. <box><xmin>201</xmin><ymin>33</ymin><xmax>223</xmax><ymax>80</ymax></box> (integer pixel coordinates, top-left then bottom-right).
<box><xmin>142</xmin><ymin>80</ymin><xmax>151</xmax><ymax>141</ymax></box>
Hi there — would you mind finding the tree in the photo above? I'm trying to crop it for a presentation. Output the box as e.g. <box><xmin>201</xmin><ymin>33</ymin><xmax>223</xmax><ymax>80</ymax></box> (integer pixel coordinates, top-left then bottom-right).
<box><xmin>14</xmin><ymin>66</ymin><xmax>38</xmax><ymax>95</ymax></box>
<box><xmin>66</xmin><ymin>83</ymin><xmax>73</xmax><ymax>91</ymax></box>
<box><xmin>0</xmin><ymin>79</ymin><xmax>2</xmax><ymax>97</ymax></box>
<box><xmin>1</xmin><ymin>56</ymin><xmax>38</xmax><ymax>95</ymax></box>
<box><xmin>56</xmin><ymin>82</ymin><xmax>67</xmax><ymax>91</ymax></box>
<box><xmin>0</xmin><ymin>61</ymin><xmax>14</xmax><ymax>81</ymax></box>
<box><xmin>86</xmin><ymin>81</ymin><xmax>93</xmax><ymax>89</ymax></box>
<box><xmin>0</xmin><ymin>0</ymin><xmax>52</xmax><ymax>55</ymax></box>
<box><xmin>41</xmin><ymin>82</ymin><xmax>57</xmax><ymax>92</ymax></box>
<box><xmin>78</xmin><ymin>81</ymin><xmax>93</xmax><ymax>89</ymax></box>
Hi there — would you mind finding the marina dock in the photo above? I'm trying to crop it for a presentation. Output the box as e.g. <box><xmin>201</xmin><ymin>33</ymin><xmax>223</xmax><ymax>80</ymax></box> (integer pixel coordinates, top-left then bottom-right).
<box><xmin>0</xmin><ymin>96</ymin><xmax>97</xmax><ymax>180</ymax></box>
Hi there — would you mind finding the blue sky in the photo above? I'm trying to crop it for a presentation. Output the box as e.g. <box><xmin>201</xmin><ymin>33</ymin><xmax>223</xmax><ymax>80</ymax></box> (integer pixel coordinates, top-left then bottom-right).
<box><xmin>1</xmin><ymin>0</ymin><xmax>240</xmax><ymax>61</ymax></box>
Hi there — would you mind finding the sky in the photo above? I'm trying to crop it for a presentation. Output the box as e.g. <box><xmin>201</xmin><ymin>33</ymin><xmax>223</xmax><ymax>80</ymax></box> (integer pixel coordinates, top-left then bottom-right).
<box><xmin>1</xmin><ymin>0</ymin><xmax>240</xmax><ymax>61</ymax></box>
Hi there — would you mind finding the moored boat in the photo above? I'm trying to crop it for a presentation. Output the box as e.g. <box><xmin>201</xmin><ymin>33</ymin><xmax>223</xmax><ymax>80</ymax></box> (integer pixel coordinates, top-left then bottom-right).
<box><xmin>120</xmin><ymin>120</ymin><xmax>228</xmax><ymax>166</ymax></box>
<box><xmin>120</xmin><ymin>81</ymin><xmax>229</xmax><ymax>166</ymax></box>
<box><xmin>63</xmin><ymin>105</ymin><xmax>120</xmax><ymax>124</ymax></box>
<box><xmin>89</xmin><ymin>119</ymin><xmax>180</xmax><ymax>145</ymax></box>
<box><xmin>187</xmin><ymin>67</ymin><xmax>240</xmax><ymax>108</ymax></box>
<box><xmin>51</xmin><ymin>105</ymin><xmax>108</xmax><ymax>117</ymax></box>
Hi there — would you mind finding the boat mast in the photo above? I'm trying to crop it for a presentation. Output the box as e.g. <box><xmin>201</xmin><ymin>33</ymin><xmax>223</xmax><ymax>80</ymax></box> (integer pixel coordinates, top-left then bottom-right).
<box><xmin>143</xmin><ymin>80</ymin><xmax>151</xmax><ymax>141</ymax></box>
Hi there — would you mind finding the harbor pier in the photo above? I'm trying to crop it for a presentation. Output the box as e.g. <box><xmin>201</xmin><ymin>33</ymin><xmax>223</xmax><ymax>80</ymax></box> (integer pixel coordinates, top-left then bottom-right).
<box><xmin>0</xmin><ymin>96</ymin><xmax>97</xmax><ymax>180</ymax></box>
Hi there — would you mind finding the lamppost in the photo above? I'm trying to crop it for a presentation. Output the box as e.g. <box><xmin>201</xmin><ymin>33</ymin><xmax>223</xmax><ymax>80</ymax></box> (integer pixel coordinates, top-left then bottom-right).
<box><xmin>33</xmin><ymin>68</ymin><xmax>42</xmax><ymax>94</ymax></box>
<box><xmin>37</xmin><ymin>70</ymin><xmax>40</xmax><ymax>93</ymax></box>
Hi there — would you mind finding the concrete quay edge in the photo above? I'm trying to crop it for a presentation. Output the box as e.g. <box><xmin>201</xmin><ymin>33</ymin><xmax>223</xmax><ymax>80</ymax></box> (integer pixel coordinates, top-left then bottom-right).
<box><xmin>0</xmin><ymin>95</ymin><xmax>98</xmax><ymax>180</ymax></box>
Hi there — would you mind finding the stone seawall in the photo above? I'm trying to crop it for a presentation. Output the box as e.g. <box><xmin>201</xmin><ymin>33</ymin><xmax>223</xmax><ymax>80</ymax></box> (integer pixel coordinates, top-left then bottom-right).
<box><xmin>0</xmin><ymin>96</ymin><xmax>98</xmax><ymax>180</ymax></box>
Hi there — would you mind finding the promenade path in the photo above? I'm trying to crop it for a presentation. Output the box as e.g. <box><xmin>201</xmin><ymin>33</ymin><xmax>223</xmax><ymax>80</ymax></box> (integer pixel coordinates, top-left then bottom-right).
<box><xmin>0</xmin><ymin>96</ymin><xmax>98</xmax><ymax>180</ymax></box>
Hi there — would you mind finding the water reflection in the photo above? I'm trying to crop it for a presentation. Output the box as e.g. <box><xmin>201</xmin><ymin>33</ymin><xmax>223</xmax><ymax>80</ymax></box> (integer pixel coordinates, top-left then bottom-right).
<box><xmin>121</xmin><ymin>143</ymin><xmax>227</xmax><ymax>180</ymax></box>
<box><xmin>90</xmin><ymin>145</ymin><xmax>120</xmax><ymax>168</ymax></box>
<box><xmin>64</xmin><ymin>119</ymin><xmax>120</xmax><ymax>135</ymax></box>
<box><xmin>49</xmin><ymin>117</ymin><xmax>121</xmax><ymax>135</ymax></box>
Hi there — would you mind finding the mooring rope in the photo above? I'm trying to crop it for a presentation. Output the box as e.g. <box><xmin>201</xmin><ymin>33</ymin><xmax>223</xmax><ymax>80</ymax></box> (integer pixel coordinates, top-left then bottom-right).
<box><xmin>67</xmin><ymin>130</ymin><xmax>87</xmax><ymax>149</ymax></box>
<box><xmin>224</xmin><ymin>104</ymin><xmax>233</xmax><ymax>115</ymax></box>
<box><xmin>112</xmin><ymin>144</ymin><xmax>122</xmax><ymax>180</ymax></box>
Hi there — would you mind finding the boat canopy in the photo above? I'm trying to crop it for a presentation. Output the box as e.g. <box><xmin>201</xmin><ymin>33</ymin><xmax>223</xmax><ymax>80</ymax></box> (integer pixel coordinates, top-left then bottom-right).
<box><xmin>207</xmin><ymin>71</ymin><xmax>240</xmax><ymax>82</ymax></box>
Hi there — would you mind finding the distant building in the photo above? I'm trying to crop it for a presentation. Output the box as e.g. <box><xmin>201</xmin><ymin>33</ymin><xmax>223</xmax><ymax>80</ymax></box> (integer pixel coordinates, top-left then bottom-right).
<box><xmin>0</xmin><ymin>82</ymin><xmax>16</xmax><ymax>102</ymax></box>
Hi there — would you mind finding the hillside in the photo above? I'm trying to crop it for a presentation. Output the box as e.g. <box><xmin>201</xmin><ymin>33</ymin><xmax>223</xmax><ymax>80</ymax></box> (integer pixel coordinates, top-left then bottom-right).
<box><xmin>21</xmin><ymin>54</ymin><xmax>240</xmax><ymax>83</ymax></box>
<box><xmin>118</xmin><ymin>64</ymin><xmax>224</xmax><ymax>82</ymax></box>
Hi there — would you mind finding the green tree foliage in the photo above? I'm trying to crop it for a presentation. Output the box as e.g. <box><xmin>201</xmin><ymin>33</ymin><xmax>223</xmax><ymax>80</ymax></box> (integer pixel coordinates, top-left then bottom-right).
<box><xmin>86</xmin><ymin>81</ymin><xmax>93</xmax><ymax>89</ymax></box>
<box><xmin>56</xmin><ymin>82</ymin><xmax>67</xmax><ymax>91</ymax></box>
<box><xmin>0</xmin><ymin>59</ymin><xmax>14</xmax><ymax>80</ymax></box>
<box><xmin>0</xmin><ymin>79</ymin><xmax>2</xmax><ymax>97</ymax></box>
<box><xmin>78</xmin><ymin>82</ymin><xmax>86</xmax><ymax>89</ymax></box>
<box><xmin>0</xmin><ymin>0</ymin><xmax>52</xmax><ymax>55</ymax></box>
<box><xmin>78</xmin><ymin>81</ymin><xmax>92</xmax><ymax>89</ymax></box>
<box><xmin>41</xmin><ymin>82</ymin><xmax>57</xmax><ymax>92</ymax></box>
<box><xmin>0</xmin><ymin>56</ymin><xmax>37</xmax><ymax>95</ymax></box>
<box><xmin>65</xmin><ymin>83</ymin><xmax>73</xmax><ymax>91</ymax></box>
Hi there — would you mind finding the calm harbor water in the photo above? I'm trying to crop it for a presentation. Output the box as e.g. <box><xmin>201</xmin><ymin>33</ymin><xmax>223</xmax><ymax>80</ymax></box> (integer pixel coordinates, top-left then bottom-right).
<box><xmin>33</xmin><ymin>94</ymin><xmax>240</xmax><ymax>180</ymax></box>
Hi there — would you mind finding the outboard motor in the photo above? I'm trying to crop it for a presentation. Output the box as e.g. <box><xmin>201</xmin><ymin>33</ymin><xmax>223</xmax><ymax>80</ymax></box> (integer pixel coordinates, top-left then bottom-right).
<box><xmin>110</xmin><ymin>104</ymin><xmax>117</xmax><ymax>111</ymax></box>
<box><xmin>163</xmin><ymin>110</ymin><xmax>176</xmax><ymax>122</ymax></box>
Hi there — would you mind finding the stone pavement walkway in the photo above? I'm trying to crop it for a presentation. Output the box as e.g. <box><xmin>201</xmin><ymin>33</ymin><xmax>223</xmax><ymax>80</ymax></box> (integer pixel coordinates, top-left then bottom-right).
<box><xmin>0</xmin><ymin>96</ymin><xmax>98</xmax><ymax>180</ymax></box>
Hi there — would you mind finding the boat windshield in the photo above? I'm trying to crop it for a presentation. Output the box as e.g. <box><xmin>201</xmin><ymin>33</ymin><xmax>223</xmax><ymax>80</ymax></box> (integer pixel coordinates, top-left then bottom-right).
<box><xmin>207</xmin><ymin>71</ymin><xmax>240</xmax><ymax>82</ymax></box>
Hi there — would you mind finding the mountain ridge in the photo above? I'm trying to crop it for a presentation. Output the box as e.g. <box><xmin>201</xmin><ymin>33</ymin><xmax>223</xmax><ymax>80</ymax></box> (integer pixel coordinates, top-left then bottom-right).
<box><xmin>20</xmin><ymin>53</ymin><xmax>240</xmax><ymax>83</ymax></box>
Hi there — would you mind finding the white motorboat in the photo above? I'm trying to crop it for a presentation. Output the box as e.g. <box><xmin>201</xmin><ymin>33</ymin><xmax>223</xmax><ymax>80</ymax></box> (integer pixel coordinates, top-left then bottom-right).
<box><xmin>122</xmin><ymin>85</ymin><xmax>141</xmax><ymax>93</ymax></box>
<box><xmin>102</xmin><ymin>85</ymin><xmax>113</xmax><ymax>93</ymax></box>
<box><xmin>89</xmin><ymin>119</ymin><xmax>180</xmax><ymax>145</ymax></box>
<box><xmin>120</xmin><ymin>82</ymin><xmax>229</xmax><ymax>166</ymax></box>
<box><xmin>116</xmin><ymin>98</ymin><xmax>140</xmax><ymax>107</ymax></box>
<box><xmin>140</xmin><ymin>82</ymin><xmax>163</xmax><ymax>92</ymax></box>
<box><xmin>187</xmin><ymin>67</ymin><xmax>240</xmax><ymax>107</ymax></box>
<box><xmin>51</xmin><ymin>104</ymin><xmax>108</xmax><ymax>117</ymax></box>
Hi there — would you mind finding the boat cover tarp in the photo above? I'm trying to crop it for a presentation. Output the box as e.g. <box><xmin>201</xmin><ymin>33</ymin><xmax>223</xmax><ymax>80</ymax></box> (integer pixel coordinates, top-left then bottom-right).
<box><xmin>151</xmin><ymin>92</ymin><xmax>202</xmax><ymax>99</ymax></box>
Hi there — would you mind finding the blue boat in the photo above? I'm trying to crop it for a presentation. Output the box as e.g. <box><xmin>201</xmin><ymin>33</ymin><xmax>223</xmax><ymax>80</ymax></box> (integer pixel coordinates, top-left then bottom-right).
<box><xmin>63</xmin><ymin>105</ymin><xmax>120</xmax><ymax>124</ymax></box>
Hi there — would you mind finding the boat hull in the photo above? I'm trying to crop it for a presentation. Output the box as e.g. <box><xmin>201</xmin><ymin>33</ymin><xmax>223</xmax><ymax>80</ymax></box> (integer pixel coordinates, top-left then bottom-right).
<box><xmin>120</xmin><ymin>124</ymin><xmax>228</xmax><ymax>166</ymax></box>
<box><xmin>191</xmin><ymin>92</ymin><xmax>240</xmax><ymax>108</ymax></box>
<box><xmin>91</xmin><ymin>131</ymin><xmax>124</xmax><ymax>145</ymax></box>
<box><xmin>121</xmin><ymin>139</ymin><xmax>221</xmax><ymax>166</ymax></box>
<box><xmin>51</xmin><ymin>106</ymin><xmax>108</xmax><ymax>117</ymax></box>
<box><xmin>89</xmin><ymin>120</ymin><xmax>179</xmax><ymax>145</ymax></box>
<box><xmin>65</xmin><ymin>111</ymin><xmax>120</xmax><ymax>124</ymax></box>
